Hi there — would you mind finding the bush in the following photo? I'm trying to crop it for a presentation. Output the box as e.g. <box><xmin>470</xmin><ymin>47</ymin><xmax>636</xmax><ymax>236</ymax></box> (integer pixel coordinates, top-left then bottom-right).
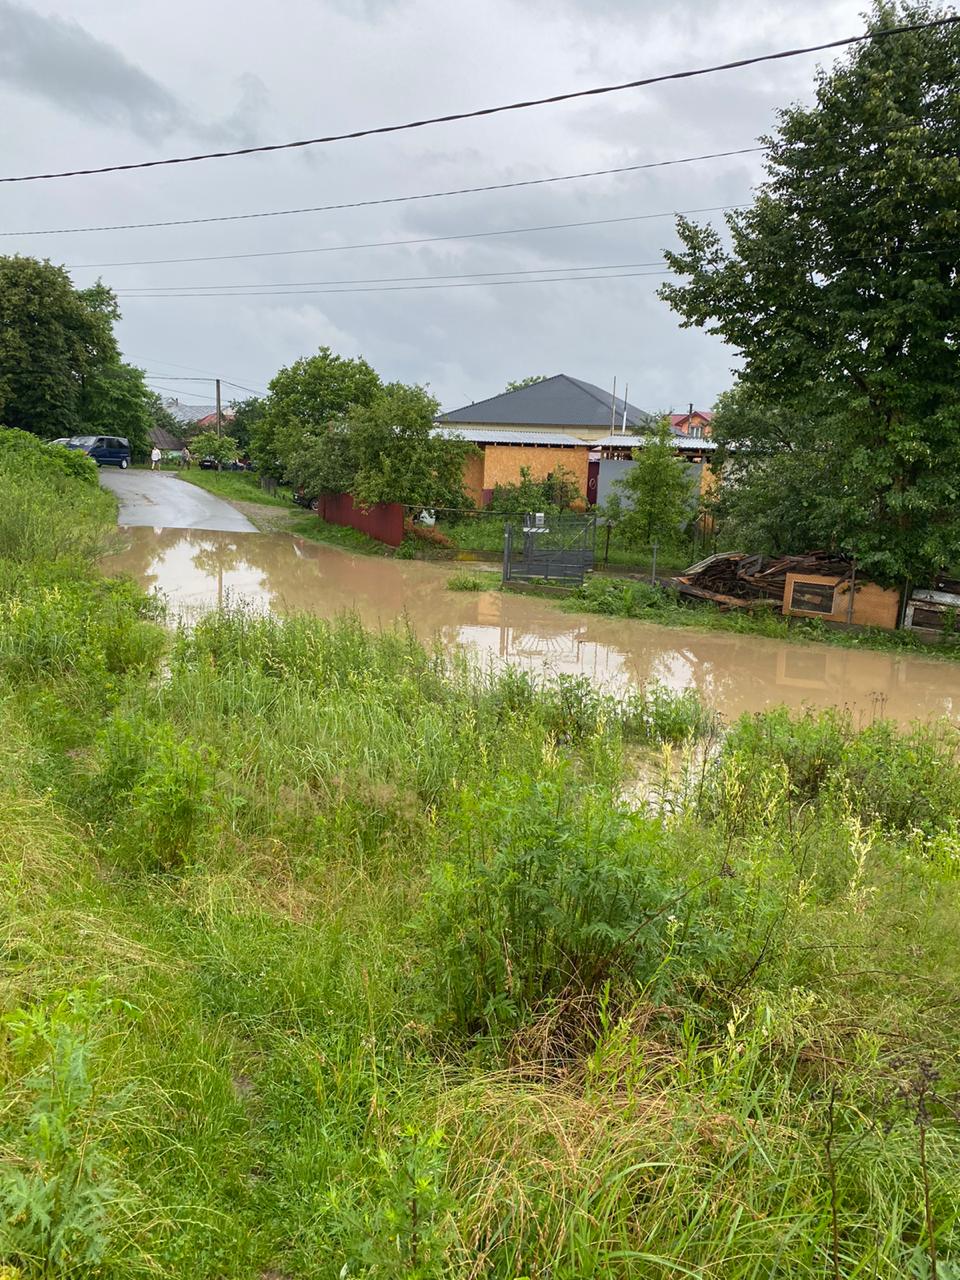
<box><xmin>415</xmin><ymin>779</ymin><xmax>720</xmax><ymax>1037</ymax></box>
<box><xmin>89</xmin><ymin>715</ymin><xmax>216</xmax><ymax>871</ymax></box>
<box><xmin>718</xmin><ymin>707</ymin><xmax>960</xmax><ymax>835</ymax></box>
<box><xmin>486</xmin><ymin>464</ymin><xmax>581</xmax><ymax>516</ymax></box>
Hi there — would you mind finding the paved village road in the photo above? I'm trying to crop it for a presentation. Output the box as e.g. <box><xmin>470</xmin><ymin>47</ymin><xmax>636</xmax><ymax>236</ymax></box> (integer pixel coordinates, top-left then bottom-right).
<box><xmin>99</xmin><ymin>469</ymin><xmax>256</xmax><ymax>533</ymax></box>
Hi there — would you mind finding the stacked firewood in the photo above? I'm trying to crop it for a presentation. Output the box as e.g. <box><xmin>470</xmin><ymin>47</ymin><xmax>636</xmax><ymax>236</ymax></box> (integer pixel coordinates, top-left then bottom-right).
<box><xmin>672</xmin><ymin>551</ymin><xmax>853</xmax><ymax>608</ymax></box>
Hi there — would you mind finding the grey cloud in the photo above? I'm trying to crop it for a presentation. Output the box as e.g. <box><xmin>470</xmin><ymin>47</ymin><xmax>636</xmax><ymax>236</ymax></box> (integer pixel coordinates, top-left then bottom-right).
<box><xmin>0</xmin><ymin>0</ymin><xmax>187</xmax><ymax>138</ymax></box>
<box><xmin>0</xmin><ymin>1</ymin><xmax>269</xmax><ymax>145</ymax></box>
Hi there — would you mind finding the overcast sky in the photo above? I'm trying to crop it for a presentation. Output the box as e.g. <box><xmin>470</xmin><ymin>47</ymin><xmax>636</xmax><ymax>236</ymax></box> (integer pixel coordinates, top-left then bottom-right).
<box><xmin>1</xmin><ymin>0</ymin><xmax>868</xmax><ymax>414</ymax></box>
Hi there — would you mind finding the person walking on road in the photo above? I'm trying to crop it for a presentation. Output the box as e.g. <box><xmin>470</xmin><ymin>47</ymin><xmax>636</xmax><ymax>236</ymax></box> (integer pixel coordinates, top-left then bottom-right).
<box><xmin>181</xmin><ymin>446</ymin><xmax>192</xmax><ymax>470</ymax></box>
<box><xmin>150</xmin><ymin>446</ymin><xmax>162</xmax><ymax>471</ymax></box>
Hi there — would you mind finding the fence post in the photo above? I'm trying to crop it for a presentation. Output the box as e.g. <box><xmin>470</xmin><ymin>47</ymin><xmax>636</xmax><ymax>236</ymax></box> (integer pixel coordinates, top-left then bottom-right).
<box><xmin>502</xmin><ymin>522</ymin><xmax>512</xmax><ymax>583</ymax></box>
<box><xmin>650</xmin><ymin>541</ymin><xmax>658</xmax><ymax>586</ymax></box>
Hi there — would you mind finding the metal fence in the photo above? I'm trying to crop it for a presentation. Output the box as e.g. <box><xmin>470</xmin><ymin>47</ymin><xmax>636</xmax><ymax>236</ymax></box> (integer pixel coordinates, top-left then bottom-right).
<box><xmin>502</xmin><ymin>512</ymin><xmax>597</xmax><ymax>586</ymax></box>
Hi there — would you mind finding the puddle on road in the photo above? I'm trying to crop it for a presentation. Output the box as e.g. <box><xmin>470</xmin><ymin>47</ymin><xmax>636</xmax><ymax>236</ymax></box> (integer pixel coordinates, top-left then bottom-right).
<box><xmin>101</xmin><ymin>526</ymin><xmax>960</xmax><ymax>727</ymax></box>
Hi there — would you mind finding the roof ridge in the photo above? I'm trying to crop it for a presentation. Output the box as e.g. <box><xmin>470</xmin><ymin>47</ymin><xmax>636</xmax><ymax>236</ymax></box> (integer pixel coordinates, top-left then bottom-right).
<box><xmin>439</xmin><ymin>373</ymin><xmax>562</xmax><ymax>417</ymax></box>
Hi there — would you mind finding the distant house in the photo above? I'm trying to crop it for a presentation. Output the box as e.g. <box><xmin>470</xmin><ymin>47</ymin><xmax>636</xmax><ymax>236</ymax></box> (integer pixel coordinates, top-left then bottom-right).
<box><xmin>438</xmin><ymin>374</ymin><xmax>654</xmax><ymax>444</ymax></box>
<box><xmin>148</xmin><ymin>425</ymin><xmax>185</xmax><ymax>452</ymax></box>
<box><xmin>161</xmin><ymin>399</ymin><xmax>235</xmax><ymax>431</ymax></box>
<box><xmin>670</xmin><ymin>409</ymin><xmax>713</xmax><ymax>439</ymax></box>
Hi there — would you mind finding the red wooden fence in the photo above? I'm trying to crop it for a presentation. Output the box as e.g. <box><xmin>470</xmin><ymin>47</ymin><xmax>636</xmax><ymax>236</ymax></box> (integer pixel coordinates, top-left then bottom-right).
<box><xmin>317</xmin><ymin>492</ymin><xmax>405</xmax><ymax>547</ymax></box>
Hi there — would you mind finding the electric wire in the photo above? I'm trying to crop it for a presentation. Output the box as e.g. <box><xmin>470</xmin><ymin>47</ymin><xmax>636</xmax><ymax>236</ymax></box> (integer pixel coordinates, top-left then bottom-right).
<box><xmin>65</xmin><ymin>204</ymin><xmax>743</xmax><ymax>270</ymax></box>
<box><xmin>1</xmin><ymin>148</ymin><xmax>764</xmax><ymax>236</ymax></box>
<box><xmin>117</xmin><ymin>259</ymin><xmax>669</xmax><ymax>294</ymax></box>
<box><xmin>119</xmin><ymin>268</ymin><xmax>676</xmax><ymax>299</ymax></box>
<box><xmin>2</xmin><ymin>16</ymin><xmax>955</xmax><ymax>183</ymax></box>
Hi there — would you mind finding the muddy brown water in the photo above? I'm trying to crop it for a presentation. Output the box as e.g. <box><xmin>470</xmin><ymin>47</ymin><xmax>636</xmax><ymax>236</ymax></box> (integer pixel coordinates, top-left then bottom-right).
<box><xmin>102</xmin><ymin>526</ymin><xmax>960</xmax><ymax>727</ymax></box>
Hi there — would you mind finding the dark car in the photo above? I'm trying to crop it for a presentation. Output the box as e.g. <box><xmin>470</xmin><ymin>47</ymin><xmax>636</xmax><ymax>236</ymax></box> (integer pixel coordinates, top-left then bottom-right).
<box><xmin>65</xmin><ymin>435</ymin><xmax>131</xmax><ymax>468</ymax></box>
<box><xmin>199</xmin><ymin>455</ymin><xmax>219</xmax><ymax>470</ymax></box>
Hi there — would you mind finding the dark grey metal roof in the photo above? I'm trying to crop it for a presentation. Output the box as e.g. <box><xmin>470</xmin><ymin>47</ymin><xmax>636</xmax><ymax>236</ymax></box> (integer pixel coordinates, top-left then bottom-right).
<box><xmin>439</xmin><ymin>374</ymin><xmax>653</xmax><ymax>430</ymax></box>
<box><xmin>433</xmin><ymin>425</ymin><xmax>586</xmax><ymax>448</ymax></box>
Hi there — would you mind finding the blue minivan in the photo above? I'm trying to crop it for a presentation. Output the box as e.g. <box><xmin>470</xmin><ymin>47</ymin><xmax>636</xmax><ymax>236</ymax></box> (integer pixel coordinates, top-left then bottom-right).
<box><xmin>66</xmin><ymin>435</ymin><xmax>131</xmax><ymax>468</ymax></box>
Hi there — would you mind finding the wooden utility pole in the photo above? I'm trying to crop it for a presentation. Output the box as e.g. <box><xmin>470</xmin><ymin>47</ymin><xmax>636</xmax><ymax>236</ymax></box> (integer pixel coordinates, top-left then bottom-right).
<box><xmin>215</xmin><ymin>378</ymin><xmax>223</xmax><ymax>436</ymax></box>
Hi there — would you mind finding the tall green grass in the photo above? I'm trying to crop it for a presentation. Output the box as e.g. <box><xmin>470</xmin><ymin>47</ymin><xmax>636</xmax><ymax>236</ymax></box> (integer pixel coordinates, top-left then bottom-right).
<box><xmin>1</xmin><ymin>428</ymin><xmax>958</xmax><ymax>1277</ymax></box>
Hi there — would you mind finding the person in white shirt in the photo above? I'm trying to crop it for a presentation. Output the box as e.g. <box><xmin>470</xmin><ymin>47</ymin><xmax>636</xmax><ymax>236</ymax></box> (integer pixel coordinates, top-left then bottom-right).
<box><xmin>150</xmin><ymin>446</ymin><xmax>162</xmax><ymax>471</ymax></box>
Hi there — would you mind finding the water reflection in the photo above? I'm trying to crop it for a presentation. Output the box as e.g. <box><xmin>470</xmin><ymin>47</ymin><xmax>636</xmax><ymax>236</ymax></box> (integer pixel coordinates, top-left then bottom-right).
<box><xmin>101</xmin><ymin>527</ymin><xmax>960</xmax><ymax>726</ymax></box>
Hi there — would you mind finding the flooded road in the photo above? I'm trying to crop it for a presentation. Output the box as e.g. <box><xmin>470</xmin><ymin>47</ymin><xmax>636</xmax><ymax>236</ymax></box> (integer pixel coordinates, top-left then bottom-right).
<box><xmin>102</xmin><ymin>526</ymin><xmax>960</xmax><ymax>726</ymax></box>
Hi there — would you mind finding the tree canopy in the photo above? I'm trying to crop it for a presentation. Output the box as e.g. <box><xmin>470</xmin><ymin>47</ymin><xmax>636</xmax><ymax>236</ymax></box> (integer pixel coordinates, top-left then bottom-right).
<box><xmin>0</xmin><ymin>257</ymin><xmax>116</xmax><ymax>438</ymax></box>
<box><xmin>288</xmin><ymin>382</ymin><xmax>476</xmax><ymax>511</ymax></box>
<box><xmin>660</xmin><ymin>1</ymin><xmax>960</xmax><ymax>585</ymax></box>
<box><xmin>252</xmin><ymin>347</ymin><xmax>382</xmax><ymax>476</ymax></box>
<box><xmin>0</xmin><ymin>256</ymin><xmax>158</xmax><ymax>455</ymax></box>
<box><xmin>228</xmin><ymin>396</ymin><xmax>264</xmax><ymax>453</ymax></box>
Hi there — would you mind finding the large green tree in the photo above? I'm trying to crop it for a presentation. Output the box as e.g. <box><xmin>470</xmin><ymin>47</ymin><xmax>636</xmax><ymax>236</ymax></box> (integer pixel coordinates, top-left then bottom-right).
<box><xmin>289</xmin><ymin>382</ymin><xmax>476</xmax><ymax>510</ymax></box>
<box><xmin>252</xmin><ymin>347</ymin><xmax>381</xmax><ymax>476</ymax></box>
<box><xmin>78</xmin><ymin>364</ymin><xmax>154</xmax><ymax>458</ymax></box>
<box><xmin>0</xmin><ymin>257</ymin><xmax>116</xmax><ymax>437</ymax></box>
<box><xmin>660</xmin><ymin>1</ymin><xmax>960</xmax><ymax>585</ymax></box>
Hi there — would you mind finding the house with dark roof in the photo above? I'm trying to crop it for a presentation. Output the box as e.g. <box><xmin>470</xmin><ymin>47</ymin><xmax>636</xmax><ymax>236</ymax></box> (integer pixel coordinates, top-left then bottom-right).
<box><xmin>438</xmin><ymin>374</ymin><xmax>654</xmax><ymax>443</ymax></box>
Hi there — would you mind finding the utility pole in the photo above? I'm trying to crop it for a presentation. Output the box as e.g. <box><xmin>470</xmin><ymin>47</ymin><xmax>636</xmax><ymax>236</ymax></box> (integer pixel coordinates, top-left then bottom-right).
<box><xmin>216</xmin><ymin>378</ymin><xmax>222</xmax><ymax>437</ymax></box>
<box><xmin>610</xmin><ymin>376</ymin><xmax>617</xmax><ymax>432</ymax></box>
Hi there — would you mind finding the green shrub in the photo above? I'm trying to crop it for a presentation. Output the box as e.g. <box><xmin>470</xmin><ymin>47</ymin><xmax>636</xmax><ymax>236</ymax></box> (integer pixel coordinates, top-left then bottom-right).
<box><xmin>415</xmin><ymin>778</ymin><xmax>720</xmax><ymax>1037</ymax></box>
<box><xmin>90</xmin><ymin>716</ymin><xmax>215</xmax><ymax>870</ymax></box>
<box><xmin>719</xmin><ymin>707</ymin><xmax>960</xmax><ymax>835</ymax></box>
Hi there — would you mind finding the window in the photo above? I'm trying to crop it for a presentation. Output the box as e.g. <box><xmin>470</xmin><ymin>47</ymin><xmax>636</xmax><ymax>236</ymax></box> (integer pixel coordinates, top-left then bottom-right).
<box><xmin>789</xmin><ymin>579</ymin><xmax>836</xmax><ymax>614</ymax></box>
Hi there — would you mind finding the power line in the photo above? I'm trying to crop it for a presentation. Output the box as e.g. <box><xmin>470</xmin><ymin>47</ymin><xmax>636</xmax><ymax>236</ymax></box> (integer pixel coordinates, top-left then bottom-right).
<box><xmin>142</xmin><ymin>372</ymin><xmax>264</xmax><ymax>394</ymax></box>
<box><xmin>66</xmin><ymin>203</ymin><xmax>743</xmax><ymax>269</ymax></box>
<box><xmin>2</xmin><ymin>16</ymin><xmax>956</xmax><ymax>184</ymax></box>
<box><xmin>117</xmin><ymin>268</ymin><xmax>675</xmax><ymax>300</ymax></box>
<box><xmin>2</xmin><ymin>148</ymin><xmax>764</xmax><ymax>237</ymax></box>
<box><xmin>118</xmin><ymin>259</ymin><xmax>668</xmax><ymax>294</ymax></box>
<box><xmin>129</xmin><ymin>355</ymin><xmax>266</xmax><ymax>394</ymax></box>
<box><xmin>119</xmin><ymin>242</ymin><xmax>960</xmax><ymax>301</ymax></box>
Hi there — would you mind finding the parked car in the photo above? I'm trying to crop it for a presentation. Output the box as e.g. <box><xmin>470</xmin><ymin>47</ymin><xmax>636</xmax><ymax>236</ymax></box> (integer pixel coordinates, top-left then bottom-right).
<box><xmin>49</xmin><ymin>437</ymin><xmax>71</xmax><ymax>447</ymax></box>
<box><xmin>64</xmin><ymin>435</ymin><xmax>131</xmax><ymax>468</ymax></box>
<box><xmin>199</xmin><ymin>455</ymin><xmax>219</xmax><ymax>470</ymax></box>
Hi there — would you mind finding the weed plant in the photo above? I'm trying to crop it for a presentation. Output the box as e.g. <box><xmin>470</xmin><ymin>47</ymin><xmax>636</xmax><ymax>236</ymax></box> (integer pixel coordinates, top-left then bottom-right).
<box><xmin>0</xmin><ymin>431</ymin><xmax>958</xmax><ymax>1277</ymax></box>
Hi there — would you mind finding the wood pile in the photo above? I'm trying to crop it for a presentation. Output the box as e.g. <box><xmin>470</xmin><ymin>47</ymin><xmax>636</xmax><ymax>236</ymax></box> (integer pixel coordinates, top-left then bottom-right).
<box><xmin>671</xmin><ymin>551</ymin><xmax>853</xmax><ymax>610</ymax></box>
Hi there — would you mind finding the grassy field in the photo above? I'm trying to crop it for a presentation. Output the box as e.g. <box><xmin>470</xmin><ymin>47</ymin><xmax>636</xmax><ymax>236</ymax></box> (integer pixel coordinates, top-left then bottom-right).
<box><xmin>1</xmin><ymin>429</ymin><xmax>959</xmax><ymax>1277</ymax></box>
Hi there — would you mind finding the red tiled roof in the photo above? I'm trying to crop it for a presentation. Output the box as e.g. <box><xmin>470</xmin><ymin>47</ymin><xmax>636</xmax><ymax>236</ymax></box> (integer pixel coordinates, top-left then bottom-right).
<box><xmin>670</xmin><ymin>410</ymin><xmax>713</xmax><ymax>426</ymax></box>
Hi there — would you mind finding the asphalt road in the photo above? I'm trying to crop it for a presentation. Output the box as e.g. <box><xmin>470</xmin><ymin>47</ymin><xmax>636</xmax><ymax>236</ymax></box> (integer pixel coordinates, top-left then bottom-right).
<box><xmin>99</xmin><ymin>468</ymin><xmax>257</xmax><ymax>533</ymax></box>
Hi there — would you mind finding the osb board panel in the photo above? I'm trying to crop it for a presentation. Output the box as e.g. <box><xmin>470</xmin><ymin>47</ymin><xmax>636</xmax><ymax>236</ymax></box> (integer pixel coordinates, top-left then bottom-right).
<box><xmin>460</xmin><ymin>452</ymin><xmax>485</xmax><ymax>505</ymax></box>
<box><xmin>783</xmin><ymin>572</ymin><xmax>900</xmax><ymax>629</ymax></box>
<box><xmin>481</xmin><ymin>444</ymin><xmax>590</xmax><ymax>499</ymax></box>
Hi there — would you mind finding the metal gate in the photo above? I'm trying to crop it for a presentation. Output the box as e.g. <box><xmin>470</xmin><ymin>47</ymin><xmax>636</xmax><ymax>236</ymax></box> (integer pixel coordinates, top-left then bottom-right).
<box><xmin>502</xmin><ymin>512</ymin><xmax>596</xmax><ymax>586</ymax></box>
